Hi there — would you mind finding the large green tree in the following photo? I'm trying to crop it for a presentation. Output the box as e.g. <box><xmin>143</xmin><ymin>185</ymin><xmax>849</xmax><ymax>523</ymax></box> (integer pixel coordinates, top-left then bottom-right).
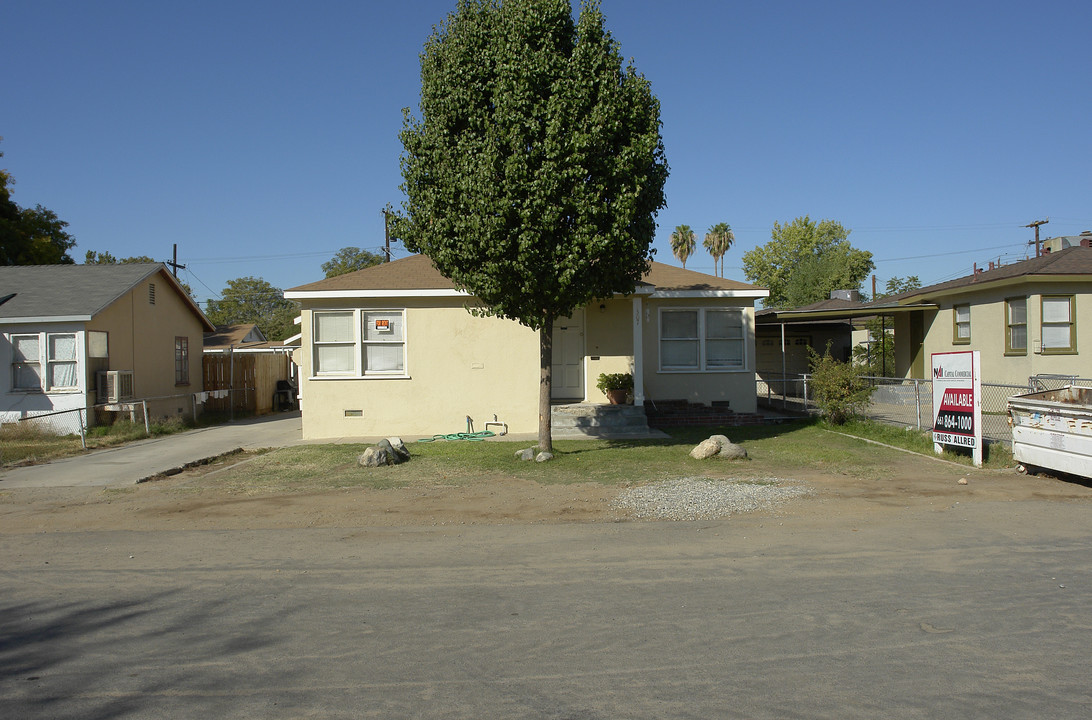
<box><xmin>1</xmin><ymin>144</ymin><xmax>76</xmax><ymax>265</ymax></box>
<box><xmin>669</xmin><ymin>224</ymin><xmax>696</xmax><ymax>269</ymax></box>
<box><xmin>742</xmin><ymin>216</ymin><xmax>874</xmax><ymax>308</ymax></box>
<box><xmin>322</xmin><ymin>247</ymin><xmax>385</xmax><ymax>278</ymax></box>
<box><xmin>397</xmin><ymin>0</ymin><xmax>668</xmax><ymax>452</ymax></box>
<box><xmin>205</xmin><ymin>277</ymin><xmax>297</xmax><ymax>341</ymax></box>
<box><xmin>703</xmin><ymin>222</ymin><xmax>734</xmax><ymax>278</ymax></box>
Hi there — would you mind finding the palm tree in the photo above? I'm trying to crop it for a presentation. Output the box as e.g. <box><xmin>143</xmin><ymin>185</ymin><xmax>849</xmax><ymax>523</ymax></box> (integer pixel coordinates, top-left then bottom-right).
<box><xmin>670</xmin><ymin>224</ymin><xmax>696</xmax><ymax>269</ymax></box>
<box><xmin>703</xmin><ymin>222</ymin><xmax>735</xmax><ymax>277</ymax></box>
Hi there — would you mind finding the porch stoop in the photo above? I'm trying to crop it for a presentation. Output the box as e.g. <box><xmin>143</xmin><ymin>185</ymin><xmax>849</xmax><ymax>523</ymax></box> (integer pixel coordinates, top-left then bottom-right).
<box><xmin>551</xmin><ymin>403</ymin><xmax>663</xmax><ymax>439</ymax></box>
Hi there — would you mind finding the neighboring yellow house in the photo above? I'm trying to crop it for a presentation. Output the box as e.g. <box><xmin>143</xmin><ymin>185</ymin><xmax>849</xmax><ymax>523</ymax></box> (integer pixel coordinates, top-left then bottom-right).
<box><xmin>1</xmin><ymin>263</ymin><xmax>214</xmax><ymax>430</ymax></box>
<box><xmin>754</xmin><ymin>243</ymin><xmax>1092</xmax><ymax>386</ymax></box>
<box><xmin>886</xmin><ymin>245</ymin><xmax>1092</xmax><ymax>383</ymax></box>
<box><xmin>285</xmin><ymin>254</ymin><xmax>768</xmax><ymax>439</ymax></box>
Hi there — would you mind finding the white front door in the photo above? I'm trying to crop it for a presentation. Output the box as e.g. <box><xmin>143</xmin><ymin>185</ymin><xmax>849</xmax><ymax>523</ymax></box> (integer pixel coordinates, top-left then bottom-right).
<box><xmin>551</xmin><ymin>312</ymin><xmax>584</xmax><ymax>400</ymax></box>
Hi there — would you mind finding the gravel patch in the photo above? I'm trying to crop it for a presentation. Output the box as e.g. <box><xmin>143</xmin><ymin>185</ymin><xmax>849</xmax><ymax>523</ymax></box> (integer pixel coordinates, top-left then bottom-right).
<box><xmin>612</xmin><ymin>477</ymin><xmax>811</xmax><ymax>521</ymax></box>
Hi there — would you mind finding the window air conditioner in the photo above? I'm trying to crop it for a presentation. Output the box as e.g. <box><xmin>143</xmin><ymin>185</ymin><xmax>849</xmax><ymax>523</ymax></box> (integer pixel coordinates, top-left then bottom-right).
<box><xmin>97</xmin><ymin>370</ymin><xmax>135</xmax><ymax>403</ymax></box>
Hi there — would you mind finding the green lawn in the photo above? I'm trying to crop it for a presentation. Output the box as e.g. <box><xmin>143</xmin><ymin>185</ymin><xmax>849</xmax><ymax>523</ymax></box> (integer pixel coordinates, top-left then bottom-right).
<box><xmin>199</xmin><ymin>419</ymin><xmax>1014</xmax><ymax>494</ymax></box>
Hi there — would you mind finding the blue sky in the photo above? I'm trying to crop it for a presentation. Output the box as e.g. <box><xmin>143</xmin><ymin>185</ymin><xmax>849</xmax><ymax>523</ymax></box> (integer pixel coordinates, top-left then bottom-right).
<box><xmin>3</xmin><ymin>0</ymin><xmax>1090</xmax><ymax>306</ymax></box>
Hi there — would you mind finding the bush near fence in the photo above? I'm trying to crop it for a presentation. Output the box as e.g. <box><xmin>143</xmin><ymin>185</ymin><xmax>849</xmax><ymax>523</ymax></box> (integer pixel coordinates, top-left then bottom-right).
<box><xmin>756</xmin><ymin>373</ymin><xmax>1091</xmax><ymax>444</ymax></box>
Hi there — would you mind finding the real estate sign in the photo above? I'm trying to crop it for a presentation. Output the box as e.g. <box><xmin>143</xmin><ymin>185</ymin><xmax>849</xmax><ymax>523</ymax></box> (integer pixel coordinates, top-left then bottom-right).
<box><xmin>931</xmin><ymin>350</ymin><xmax>982</xmax><ymax>466</ymax></box>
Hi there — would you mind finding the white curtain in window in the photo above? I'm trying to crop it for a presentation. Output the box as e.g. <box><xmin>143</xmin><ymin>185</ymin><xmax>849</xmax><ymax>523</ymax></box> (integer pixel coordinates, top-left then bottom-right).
<box><xmin>706</xmin><ymin>311</ymin><xmax>743</xmax><ymax>339</ymax></box>
<box><xmin>661</xmin><ymin>340</ymin><xmax>699</xmax><ymax>368</ymax></box>
<box><xmin>316</xmin><ymin>345</ymin><xmax>355</xmax><ymax>373</ymax></box>
<box><xmin>315</xmin><ymin>312</ymin><xmax>354</xmax><ymax>342</ymax></box>
<box><xmin>1042</xmin><ymin>325</ymin><xmax>1072</xmax><ymax>349</ymax></box>
<box><xmin>1008</xmin><ymin>300</ymin><xmax>1026</xmax><ymax>325</ymax></box>
<box><xmin>661</xmin><ymin>311</ymin><xmax>698</xmax><ymax>339</ymax></box>
<box><xmin>49</xmin><ymin>334</ymin><xmax>77</xmax><ymax>361</ymax></box>
<box><xmin>706</xmin><ymin>340</ymin><xmax>744</xmax><ymax>368</ymax></box>
<box><xmin>1042</xmin><ymin>297</ymin><xmax>1071</xmax><ymax>323</ymax></box>
<box><xmin>14</xmin><ymin>335</ymin><xmax>39</xmax><ymax>362</ymax></box>
<box><xmin>364</xmin><ymin>344</ymin><xmax>404</xmax><ymax>373</ymax></box>
<box><xmin>49</xmin><ymin>362</ymin><xmax>78</xmax><ymax>389</ymax></box>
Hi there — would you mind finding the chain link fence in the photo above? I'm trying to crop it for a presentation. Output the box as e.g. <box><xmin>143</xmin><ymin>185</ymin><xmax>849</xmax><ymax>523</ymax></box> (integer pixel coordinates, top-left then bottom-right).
<box><xmin>757</xmin><ymin>373</ymin><xmax>1092</xmax><ymax>444</ymax></box>
<box><xmin>1</xmin><ymin>388</ymin><xmax>254</xmax><ymax>448</ymax></box>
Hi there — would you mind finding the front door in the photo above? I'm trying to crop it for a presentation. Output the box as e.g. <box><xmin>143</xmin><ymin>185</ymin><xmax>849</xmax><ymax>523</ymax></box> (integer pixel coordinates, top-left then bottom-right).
<box><xmin>551</xmin><ymin>312</ymin><xmax>584</xmax><ymax>400</ymax></box>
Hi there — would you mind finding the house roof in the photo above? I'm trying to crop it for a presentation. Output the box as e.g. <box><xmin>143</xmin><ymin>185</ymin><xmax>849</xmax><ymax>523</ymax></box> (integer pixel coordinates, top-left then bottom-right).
<box><xmin>285</xmin><ymin>254</ymin><xmax>767</xmax><ymax>299</ymax></box>
<box><xmin>204</xmin><ymin>324</ymin><xmax>267</xmax><ymax>348</ymax></box>
<box><xmin>874</xmin><ymin>245</ymin><xmax>1092</xmax><ymax>305</ymax></box>
<box><xmin>0</xmin><ymin>263</ymin><xmax>214</xmax><ymax>330</ymax></box>
<box><xmin>754</xmin><ymin>246</ymin><xmax>1092</xmax><ymax>324</ymax></box>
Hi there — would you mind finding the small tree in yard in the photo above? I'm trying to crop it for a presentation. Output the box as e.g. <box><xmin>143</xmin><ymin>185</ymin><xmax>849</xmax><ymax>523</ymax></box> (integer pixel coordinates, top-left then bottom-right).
<box><xmin>808</xmin><ymin>343</ymin><xmax>872</xmax><ymax>425</ymax></box>
<box><xmin>397</xmin><ymin>0</ymin><xmax>668</xmax><ymax>453</ymax></box>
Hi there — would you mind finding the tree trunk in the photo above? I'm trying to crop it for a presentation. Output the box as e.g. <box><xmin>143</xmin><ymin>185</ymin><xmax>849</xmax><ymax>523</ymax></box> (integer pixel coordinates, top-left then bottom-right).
<box><xmin>538</xmin><ymin>323</ymin><xmax>553</xmax><ymax>453</ymax></box>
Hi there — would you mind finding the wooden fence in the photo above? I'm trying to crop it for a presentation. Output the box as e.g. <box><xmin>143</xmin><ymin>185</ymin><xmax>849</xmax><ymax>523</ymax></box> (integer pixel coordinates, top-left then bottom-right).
<box><xmin>202</xmin><ymin>351</ymin><xmax>293</xmax><ymax>415</ymax></box>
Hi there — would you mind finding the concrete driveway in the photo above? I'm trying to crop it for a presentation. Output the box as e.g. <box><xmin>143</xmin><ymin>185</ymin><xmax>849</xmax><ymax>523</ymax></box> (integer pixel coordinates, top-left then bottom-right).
<box><xmin>0</xmin><ymin>412</ymin><xmax>304</xmax><ymax>489</ymax></box>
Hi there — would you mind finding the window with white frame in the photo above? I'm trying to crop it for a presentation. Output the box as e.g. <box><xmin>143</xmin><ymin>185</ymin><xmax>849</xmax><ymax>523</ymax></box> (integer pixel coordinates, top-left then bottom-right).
<box><xmin>362</xmin><ymin>310</ymin><xmax>405</xmax><ymax>374</ymax></box>
<box><xmin>313</xmin><ymin>311</ymin><xmax>357</xmax><ymax>375</ymax></box>
<box><xmin>11</xmin><ymin>334</ymin><xmax>42</xmax><ymax>390</ymax></box>
<box><xmin>311</xmin><ymin>309</ymin><xmax>406</xmax><ymax>377</ymax></box>
<box><xmin>659</xmin><ymin>308</ymin><xmax>745</xmax><ymax>371</ymax></box>
<box><xmin>47</xmin><ymin>334</ymin><xmax>78</xmax><ymax>389</ymax></box>
<box><xmin>9</xmin><ymin>332</ymin><xmax>78</xmax><ymax>392</ymax></box>
<box><xmin>1005</xmin><ymin>297</ymin><xmax>1027</xmax><ymax>355</ymax></box>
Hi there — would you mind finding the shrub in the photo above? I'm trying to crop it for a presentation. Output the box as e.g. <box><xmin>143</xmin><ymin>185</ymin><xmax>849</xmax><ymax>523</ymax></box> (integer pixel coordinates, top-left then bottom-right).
<box><xmin>808</xmin><ymin>344</ymin><xmax>872</xmax><ymax>424</ymax></box>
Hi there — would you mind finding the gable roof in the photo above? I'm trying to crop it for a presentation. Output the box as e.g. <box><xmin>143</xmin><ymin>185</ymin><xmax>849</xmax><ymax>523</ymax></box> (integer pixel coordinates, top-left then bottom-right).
<box><xmin>0</xmin><ymin>263</ymin><xmax>214</xmax><ymax>330</ymax></box>
<box><xmin>204</xmin><ymin>324</ymin><xmax>267</xmax><ymax>348</ymax></box>
<box><xmin>286</xmin><ymin>254</ymin><xmax>767</xmax><ymax>299</ymax></box>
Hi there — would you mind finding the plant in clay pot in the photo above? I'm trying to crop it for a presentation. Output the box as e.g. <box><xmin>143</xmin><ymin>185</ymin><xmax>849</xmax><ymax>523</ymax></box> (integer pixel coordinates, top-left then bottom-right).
<box><xmin>596</xmin><ymin>373</ymin><xmax>634</xmax><ymax>405</ymax></box>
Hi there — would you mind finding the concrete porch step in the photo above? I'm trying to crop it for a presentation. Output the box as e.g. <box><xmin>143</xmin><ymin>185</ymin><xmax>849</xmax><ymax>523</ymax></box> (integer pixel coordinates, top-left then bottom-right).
<box><xmin>551</xmin><ymin>403</ymin><xmax>660</xmax><ymax>438</ymax></box>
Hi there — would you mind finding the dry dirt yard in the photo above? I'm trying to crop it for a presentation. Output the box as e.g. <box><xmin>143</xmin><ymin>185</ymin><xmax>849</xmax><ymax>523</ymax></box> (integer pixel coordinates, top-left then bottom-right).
<box><xmin>2</xmin><ymin>445</ymin><xmax>1090</xmax><ymax>534</ymax></box>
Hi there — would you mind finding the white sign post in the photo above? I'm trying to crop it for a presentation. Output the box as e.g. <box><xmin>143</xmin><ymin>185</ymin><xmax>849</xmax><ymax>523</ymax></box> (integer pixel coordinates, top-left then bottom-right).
<box><xmin>931</xmin><ymin>351</ymin><xmax>982</xmax><ymax>467</ymax></box>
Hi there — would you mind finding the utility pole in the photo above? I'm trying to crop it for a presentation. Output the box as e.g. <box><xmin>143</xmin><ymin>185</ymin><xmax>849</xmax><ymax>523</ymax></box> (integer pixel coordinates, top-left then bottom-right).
<box><xmin>1025</xmin><ymin>219</ymin><xmax>1049</xmax><ymax>258</ymax></box>
<box><xmin>382</xmin><ymin>205</ymin><xmax>393</xmax><ymax>262</ymax></box>
<box><xmin>165</xmin><ymin>243</ymin><xmax>186</xmax><ymax>277</ymax></box>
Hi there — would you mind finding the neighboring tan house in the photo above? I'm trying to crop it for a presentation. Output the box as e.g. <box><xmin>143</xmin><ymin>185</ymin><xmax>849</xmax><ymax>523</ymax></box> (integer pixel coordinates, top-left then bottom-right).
<box><xmin>1</xmin><ymin>263</ymin><xmax>214</xmax><ymax>430</ymax></box>
<box><xmin>284</xmin><ymin>254</ymin><xmax>768</xmax><ymax>439</ymax></box>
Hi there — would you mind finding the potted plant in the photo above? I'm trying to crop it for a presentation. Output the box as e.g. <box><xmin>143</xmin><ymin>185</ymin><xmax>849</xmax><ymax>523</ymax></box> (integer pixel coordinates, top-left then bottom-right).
<box><xmin>596</xmin><ymin>372</ymin><xmax>633</xmax><ymax>405</ymax></box>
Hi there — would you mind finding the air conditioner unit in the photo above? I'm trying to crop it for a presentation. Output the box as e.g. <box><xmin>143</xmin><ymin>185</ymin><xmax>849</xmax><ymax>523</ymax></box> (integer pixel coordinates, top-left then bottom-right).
<box><xmin>97</xmin><ymin>370</ymin><xmax>135</xmax><ymax>403</ymax></box>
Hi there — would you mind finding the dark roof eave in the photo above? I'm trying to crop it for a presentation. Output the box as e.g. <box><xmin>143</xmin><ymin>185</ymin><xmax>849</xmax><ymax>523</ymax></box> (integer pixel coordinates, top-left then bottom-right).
<box><xmin>755</xmin><ymin>302</ymin><xmax>937</xmax><ymax>323</ymax></box>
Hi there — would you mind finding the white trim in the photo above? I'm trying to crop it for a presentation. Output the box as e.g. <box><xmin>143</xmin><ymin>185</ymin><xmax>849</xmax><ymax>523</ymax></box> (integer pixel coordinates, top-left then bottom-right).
<box><xmin>286</xmin><ymin>289</ymin><xmax>470</xmax><ymax>300</ymax></box>
<box><xmin>1</xmin><ymin>315</ymin><xmax>92</xmax><ymax>324</ymax></box>
<box><xmin>650</xmin><ymin>289</ymin><xmax>769</xmax><ymax>299</ymax></box>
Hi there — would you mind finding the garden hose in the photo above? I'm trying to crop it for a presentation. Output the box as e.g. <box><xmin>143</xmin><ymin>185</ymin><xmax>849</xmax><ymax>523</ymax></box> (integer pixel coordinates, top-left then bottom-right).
<box><xmin>418</xmin><ymin>430</ymin><xmax>497</xmax><ymax>442</ymax></box>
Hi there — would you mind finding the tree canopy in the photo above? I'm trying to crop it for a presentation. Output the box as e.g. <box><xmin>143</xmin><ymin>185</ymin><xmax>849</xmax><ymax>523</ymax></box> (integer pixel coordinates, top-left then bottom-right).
<box><xmin>84</xmin><ymin>250</ymin><xmax>156</xmax><ymax>264</ymax></box>
<box><xmin>205</xmin><ymin>277</ymin><xmax>297</xmax><ymax>341</ymax></box>
<box><xmin>742</xmin><ymin>216</ymin><xmax>874</xmax><ymax>308</ymax></box>
<box><xmin>397</xmin><ymin>0</ymin><xmax>668</xmax><ymax>451</ymax></box>
<box><xmin>1</xmin><ymin>144</ymin><xmax>76</xmax><ymax>265</ymax></box>
<box><xmin>322</xmin><ymin>247</ymin><xmax>385</xmax><ymax>278</ymax></box>
<box><xmin>670</xmin><ymin>224</ymin><xmax>696</xmax><ymax>269</ymax></box>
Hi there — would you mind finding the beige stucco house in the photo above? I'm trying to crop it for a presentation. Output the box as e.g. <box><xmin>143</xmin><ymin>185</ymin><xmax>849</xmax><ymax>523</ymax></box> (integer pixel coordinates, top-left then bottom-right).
<box><xmin>284</xmin><ymin>254</ymin><xmax>768</xmax><ymax>439</ymax></box>
<box><xmin>1</xmin><ymin>263</ymin><xmax>214</xmax><ymax>431</ymax></box>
